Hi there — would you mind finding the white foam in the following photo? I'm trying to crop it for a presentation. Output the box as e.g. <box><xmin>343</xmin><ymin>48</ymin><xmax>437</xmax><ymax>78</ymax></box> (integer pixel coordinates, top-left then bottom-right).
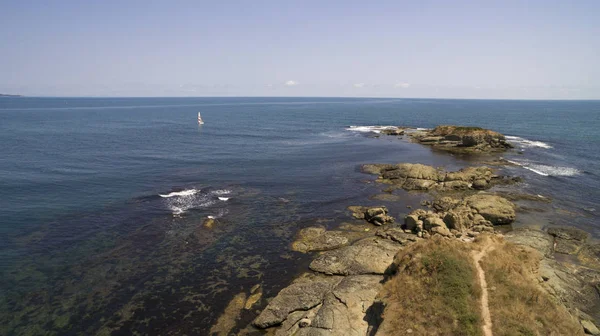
<box><xmin>508</xmin><ymin>160</ymin><xmax>581</xmax><ymax>177</ymax></box>
<box><xmin>211</xmin><ymin>189</ymin><xmax>231</xmax><ymax>195</ymax></box>
<box><xmin>345</xmin><ymin>125</ymin><xmax>400</xmax><ymax>134</ymax></box>
<box><xmin>218</xmin><ymin>197</ymin><xmax>230</xmax><ymax>201</ymax></box>
<box><xmin>505</xmin><ymin>136</ymin><xmax>553</xmax><ymax>149</ymax></box>
<box><xmin>159</xmin><ymin>189</ymin><xmax>198</xmax><ymax>198</ymax></box>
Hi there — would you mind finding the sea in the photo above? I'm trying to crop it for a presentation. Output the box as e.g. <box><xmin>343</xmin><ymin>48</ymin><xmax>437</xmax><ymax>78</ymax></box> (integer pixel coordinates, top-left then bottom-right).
<box><xmin>0</xmin><ymin>97</ymin><xmax>598</xmax><ymax>335</ymax></box>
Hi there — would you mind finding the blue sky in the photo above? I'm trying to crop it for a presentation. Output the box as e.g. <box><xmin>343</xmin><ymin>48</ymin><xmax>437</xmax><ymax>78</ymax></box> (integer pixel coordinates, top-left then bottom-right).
<box><xmin>1</xmin><ymin>0</ymin><xmax>598</xmax><ymax>98</ymax></box>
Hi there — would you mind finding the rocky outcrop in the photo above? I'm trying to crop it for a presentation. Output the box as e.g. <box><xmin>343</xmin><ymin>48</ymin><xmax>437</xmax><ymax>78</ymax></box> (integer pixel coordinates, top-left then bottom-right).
<box><xmin>465</xmin><ymin>194</ymin><xmax>516</xmax><ymax>224</ymax></box>
<box><xmin>362</xmin><ymin>163</ymin><xmax>519</xmax><ymax>191</ymax></box>
<box><xmin>403</xmin><ymin>194</ymin><xmax>516</xmax><ymax>238</ymax></box>
<box><xmin>347</xmin><ymin>206</ymin><xmax>394</xmax><ymax>226</ymax></box>
<box><xmin>309</xmin><ymin>237</ymin><xmax>402</xmax><ymax>275</ymax></box>
<box><xmin>408</xmin><ymin>125</ymin><xmax>513</xmax><ymax>154</ymax></box>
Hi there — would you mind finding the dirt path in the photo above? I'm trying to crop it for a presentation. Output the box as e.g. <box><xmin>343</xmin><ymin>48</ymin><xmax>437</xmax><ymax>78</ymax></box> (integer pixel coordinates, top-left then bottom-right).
<box><xmin>472</xmin><ymin>243</ymin><xmax>495</xmax><ymax>336</ymax></box>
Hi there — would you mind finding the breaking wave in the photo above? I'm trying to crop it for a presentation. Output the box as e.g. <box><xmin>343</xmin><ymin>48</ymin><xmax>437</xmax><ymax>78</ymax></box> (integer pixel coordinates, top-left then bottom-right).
<box><xmin>345</xmin><ymin>125</ymin><xmax>400</xmax><ymax>134</ymax></box>
<box><xmin>508</xmin><ymin>160</ymin><xmax>581</xmax><ymax>177</ymax></box>
<box><xmin>159</xmin><ymin>189</ymin><xmax>199</xmax><ymax>198</ymax></box>
<box><xmin>505</xmin><ymin>136</ymin><xmax>553</xmax><ymax>149</ymax></box>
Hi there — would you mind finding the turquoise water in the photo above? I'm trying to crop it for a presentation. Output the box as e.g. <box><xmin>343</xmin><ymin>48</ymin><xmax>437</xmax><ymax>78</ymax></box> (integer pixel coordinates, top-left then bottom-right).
<box><xmin>0</xmin><ymin>97</ymin><xmax>598</xmax><ymax>334</ymax></box>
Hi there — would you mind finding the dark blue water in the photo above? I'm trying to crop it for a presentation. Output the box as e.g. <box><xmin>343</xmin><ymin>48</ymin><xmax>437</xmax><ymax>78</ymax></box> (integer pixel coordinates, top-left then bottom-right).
<box><xmin>1</xmin><ymin>97</ymin><xmax>598</xmax><ymax>335</ymax></box>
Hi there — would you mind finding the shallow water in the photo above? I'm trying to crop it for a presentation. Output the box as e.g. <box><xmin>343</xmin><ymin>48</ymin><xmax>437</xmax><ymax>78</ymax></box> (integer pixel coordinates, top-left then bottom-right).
<box><xmin>0</xmin><ymin>97</ymin><xmax>598</xmax><ymax>334</ymax></box>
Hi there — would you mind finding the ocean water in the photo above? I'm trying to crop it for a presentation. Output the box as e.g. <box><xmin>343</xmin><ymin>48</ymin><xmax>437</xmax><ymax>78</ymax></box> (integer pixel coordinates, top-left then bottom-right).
<box><xmin>0</xmin><ymin>97</ymin><xmax>598</xmax><ymax>335</ymax></box>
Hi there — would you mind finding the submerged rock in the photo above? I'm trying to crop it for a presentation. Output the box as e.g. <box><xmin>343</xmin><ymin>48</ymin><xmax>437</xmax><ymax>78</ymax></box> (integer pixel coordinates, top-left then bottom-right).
<box><xmin>291</xmin><ymin>226</ymin><xmax>350</xmax><ymax>253</ymax></box>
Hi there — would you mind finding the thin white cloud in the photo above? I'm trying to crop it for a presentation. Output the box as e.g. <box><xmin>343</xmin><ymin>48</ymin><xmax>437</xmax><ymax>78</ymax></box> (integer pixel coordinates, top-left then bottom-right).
<box><xmin>394</xmin><ymin>82</ymin><xmax>411</xmax><ymax>88</ymax></box>
<box><xmin>353</xmin><ymin>83</ymin><xmax>365</xmax><ymax>88</ymax></box>
<box><xmin>284</xmin><ymin>80</ymin><xmax>298</xmax><ymax>86</ymax></box>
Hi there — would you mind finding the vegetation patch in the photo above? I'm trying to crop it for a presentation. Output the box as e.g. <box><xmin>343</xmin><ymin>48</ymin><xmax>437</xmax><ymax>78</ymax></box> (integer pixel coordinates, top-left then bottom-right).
<box><xmin>480</xmin><ymin>236</ymin><xmax>584</xmax><ymax>336</ymax></box>
<box><xmin>378</xmin><ymin>237</ymin><xmax>482</xmax><ymax>335</ymax></box>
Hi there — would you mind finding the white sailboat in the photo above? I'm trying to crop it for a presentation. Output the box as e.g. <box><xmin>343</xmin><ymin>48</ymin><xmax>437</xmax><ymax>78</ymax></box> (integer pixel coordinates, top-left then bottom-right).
<box><xmin>197</xmin><ymin>112</ymin><xmax>204</xmax><ymax>125</ymax></box>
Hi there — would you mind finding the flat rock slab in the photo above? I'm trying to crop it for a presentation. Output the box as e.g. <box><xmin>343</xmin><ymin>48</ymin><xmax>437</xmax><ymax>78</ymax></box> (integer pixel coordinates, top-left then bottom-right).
<box><xmin>253</xmin><ymin>274</ymin><xmax>343</xmax><ymax>328</ymax></box>
<box><xmin>505</xmin><ymin>228</ymin><xmax>554</xmax><ymax>257</ymax></box>
<box><xmin>309</xmin><ymin>237</ymin><xmax>402</xmax><ymax>275</ymax></box>
<box><xmin>268</xmin><ymin>275</ymin><xmax>385</xmax><ymax>336</ymax></box>
<box><xmin>548</xmin><ymin>226</ymin><xmax>590</xmax><ymax>255</ymax></box>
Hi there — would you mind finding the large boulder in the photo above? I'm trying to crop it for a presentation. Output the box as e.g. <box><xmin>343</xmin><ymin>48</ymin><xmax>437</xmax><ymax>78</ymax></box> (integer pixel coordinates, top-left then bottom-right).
<box><xmin>465</xmin><ymin>194</ymin><xmax>516</xmax><ymax>224</ymax></box>
<box><xmin>309</xmin><ymin>237</ymin><xmax>402</xmax><ymax>275</ymax></box>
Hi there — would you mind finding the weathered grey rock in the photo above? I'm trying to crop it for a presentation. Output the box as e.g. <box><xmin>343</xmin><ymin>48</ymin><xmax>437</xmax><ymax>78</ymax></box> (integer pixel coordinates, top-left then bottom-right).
<box><xmin>288</xmin><ymin>275</ymin><xmax>384</xmax><ymax>336</ymax></box>
<box><xmin>539</xmin><ymin>259</ymin><xmax>600</xmax><ymax>324</ymax></box>
<box><xmin>253</xmin><ymin>274</ymin><xmax>343</xmax><ymax>328</ymax></box>
<box><xmin>309</xmin><ymin>237</ymin><xmax>402</xmax><ymax>275</ymax></box>
<box><xmin>505</xmin><ymin>228</ymin><xmax>554</xmax><ymax>257</ymax></box>
<box><xmin>292</xmin><ymin>226</ymin><xmax>350</xmax><ymax>253</ymax></box>
<box><xmin>465</xmin><ymin>194</ymin><xmax>516</xmax><ymax>224</ymax></box>
<box><xmin>548</xmin><ymin>227</ymin><xmax>589</xmax><ymax>255</ymax></box>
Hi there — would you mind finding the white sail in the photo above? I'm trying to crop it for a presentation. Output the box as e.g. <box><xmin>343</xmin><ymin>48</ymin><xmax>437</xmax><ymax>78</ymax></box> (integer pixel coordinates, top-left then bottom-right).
<box><xmin>197</xmin><ymin>112</ymin><xmax>204</xmax><ymax>124</ymax></box>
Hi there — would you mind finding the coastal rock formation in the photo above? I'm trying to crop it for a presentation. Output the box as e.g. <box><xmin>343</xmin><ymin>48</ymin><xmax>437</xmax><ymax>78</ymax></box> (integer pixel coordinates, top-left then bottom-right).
<box><xmin>362</xmin><ymin>163</ymin><xmax>519</xmax><ymax>191</ymax></box>
<box><xmin>309</xmin><ymin>237</ymin><xmax>402</xmax><ymax>275</ymax></box>
<box><xmin>505</xmin><ymin>227</ymin><xmax>600</xmax><ymax>330</ymax></box>
<box><xmin>408</xmin><ymin>125</ymin><xmax>513</xmax><ymax>154</ymax></box>
<box><xmin>347</xmin><ymin>206</ymin><xmax>394</xmax><ymax>226</ymax></box>
<box><xmin>403</xmin><ymin>194</ymin><xmax>516</xmax><ymax>238</ymax></box>
<box><xmin>380</xmin><ymin>127</ymin><xmax>405</xmax><ymax>136</ymax></box>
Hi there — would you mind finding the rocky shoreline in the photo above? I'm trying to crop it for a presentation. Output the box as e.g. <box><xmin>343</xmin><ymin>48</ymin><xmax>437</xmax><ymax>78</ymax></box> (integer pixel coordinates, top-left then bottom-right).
<box><xmin>211</xmin><ymin>125</ymin><xmax>600</xmax><ymax>335</ymax></box>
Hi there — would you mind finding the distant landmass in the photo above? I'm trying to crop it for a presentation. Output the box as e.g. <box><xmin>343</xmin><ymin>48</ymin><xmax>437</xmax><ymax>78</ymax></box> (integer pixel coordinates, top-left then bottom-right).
<box><xmin>0</xmin><ymin>93</ymin><xmax>22</xmax><ymax>97</ymax></box>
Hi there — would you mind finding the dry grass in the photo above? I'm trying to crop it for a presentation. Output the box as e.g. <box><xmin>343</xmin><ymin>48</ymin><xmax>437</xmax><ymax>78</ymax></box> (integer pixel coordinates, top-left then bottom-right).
<box><xmin>477</xmin><ymin>235</ymin><xmax>584</xmax><ymax>336</ymax></box>
<box><xmin>378</xmin><ymin>236</ymin><xmax>482</xmax><ymax>336</ymax></box>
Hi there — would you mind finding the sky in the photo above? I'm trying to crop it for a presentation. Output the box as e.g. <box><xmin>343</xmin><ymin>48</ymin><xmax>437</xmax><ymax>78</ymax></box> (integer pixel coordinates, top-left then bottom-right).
<box><xmin>1</xmin><ymin>0</ymin><xmax>599</xmax><ymax>99</ymax></box>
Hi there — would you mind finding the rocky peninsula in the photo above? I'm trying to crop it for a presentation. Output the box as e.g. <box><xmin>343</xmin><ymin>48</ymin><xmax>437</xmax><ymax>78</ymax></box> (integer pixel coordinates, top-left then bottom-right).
<box><xmin>210</xmin><ymin>125</ymin><xmax>600</xmax><ymax>336</ymax></box>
